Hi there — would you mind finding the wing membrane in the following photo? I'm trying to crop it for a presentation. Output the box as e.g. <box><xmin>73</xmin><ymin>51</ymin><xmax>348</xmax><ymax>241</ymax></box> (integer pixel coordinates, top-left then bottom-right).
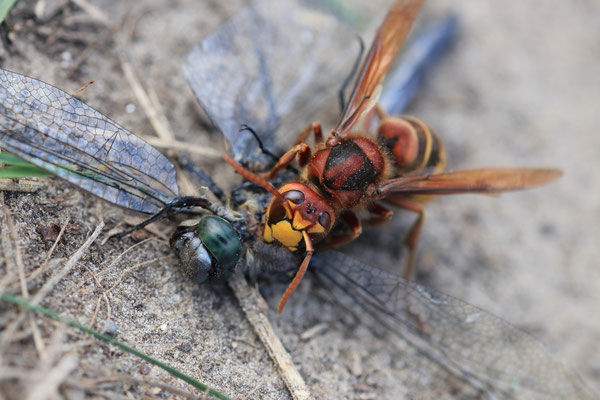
<box><xmin>0</xmin><ymin>69</ymin><xmax>179</xmax><ymax>214</ymax></box>
<box><xmin>334</xmin><ymin>0</ymin><xmax>425</xmax><ymax>136</ymax></box>
<box><xmin>377</xmin><ymin>168</ymin><xmax>562</xmax><ymax>196</ymax></box>
<box><xmin>184</xmin><ymin>0</ymin><xmax>360</xmax><ymax>171</ymax></box>
<box><xmin>312</xmin><ymin>250</ymin><xmax>595</xmax><ymax>398</ymax></box>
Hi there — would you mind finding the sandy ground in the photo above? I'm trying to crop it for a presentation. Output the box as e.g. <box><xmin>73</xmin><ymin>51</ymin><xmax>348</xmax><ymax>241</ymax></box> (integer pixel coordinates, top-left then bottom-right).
<box><xmin>0</xmin><ymin>0</ymin><xmax>598</xmax><ymax>399</ymax></box>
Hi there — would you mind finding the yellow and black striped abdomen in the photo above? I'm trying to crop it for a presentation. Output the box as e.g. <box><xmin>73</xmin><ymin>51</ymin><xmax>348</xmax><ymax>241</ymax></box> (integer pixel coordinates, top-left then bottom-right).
<box><xmin>377</xmin><ymin>115</ymin><xmax>446</xmax><ymax>177</ymax></box>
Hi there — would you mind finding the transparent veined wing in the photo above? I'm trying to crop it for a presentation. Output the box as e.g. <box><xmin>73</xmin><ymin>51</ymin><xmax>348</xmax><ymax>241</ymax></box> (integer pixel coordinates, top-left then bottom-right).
<box><xmin>311</xmin><ymin>250</ymin><xmax>597</xmax><ymax>399</ymax></box>
<box><xmin>0</xmin><ymin>68</ymin><xmax>179</xmax><ymax>214</ymax></box>
<box><xmin>184</xmin><ymin>0</ymin><xmax>362</xmax><ymax>171</ymax></box>
<box><xmin>379</xmin><ymin>13</ymin><xmax>458</xmax><ymax>115</ymax></box>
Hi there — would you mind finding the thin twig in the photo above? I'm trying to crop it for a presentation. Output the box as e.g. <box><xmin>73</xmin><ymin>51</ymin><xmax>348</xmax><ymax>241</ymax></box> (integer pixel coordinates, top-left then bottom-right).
<box><xmin>70</xmin><ymin>0</ymin><xmax>113</xmax><ymax>27</ymax></box>
<box><xmin>140</xmin><ymin>136</ymin><xmax>221</xmax><ymax>158</ymax></box>
<box><xmin>229</xmin><ymin>272</ymin><xmax>312</xmax><ymax>400</ymax></box>
<box><xmin>105</xmin><ymin>256</ymin><xmax>168</xmax><ymax>293</ymax></box>
<box><xmin>29</xmin><ymin>317</ymin><xmax>46</xmax><ymax>360</ymax></box>
<box><xmin>0</xmin><ymin>193</ymin><xmax>16</xmax><ymax>294</ymax></box>
<box><xmin>41</xmin><ymin>218</ymin><xmax>69</xmax><ymax>272</ymax></box>
<box><xmin>71</xmin><ymin>237</ymin><xmax>157</xmax><ymax>297</ymax></box>
<box><xmin>120</xmin><ymin>59</ymin><xmax>174</xmax><ymax>143</ymax></box>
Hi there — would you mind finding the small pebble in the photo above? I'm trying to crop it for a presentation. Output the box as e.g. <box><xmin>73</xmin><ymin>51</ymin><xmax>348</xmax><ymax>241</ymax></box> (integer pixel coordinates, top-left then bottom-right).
<box><xmin>125</xmin><ymin>103</ymin><xmax>136</xmax><ymax>113</ymax></box>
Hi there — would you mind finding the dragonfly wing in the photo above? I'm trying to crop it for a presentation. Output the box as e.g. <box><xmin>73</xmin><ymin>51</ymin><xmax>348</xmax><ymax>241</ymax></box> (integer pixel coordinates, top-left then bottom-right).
<box><xmin>184</xmin><ymin>0</ymin><xmax>360</xmax><ymax>171</ymax></box>
<box><xmin>311</xmin><ymin>250</ymin><xmax>595</xmax><ymax>398</ymax></box>
<box><xmin>379</xmin><ymin>13</ymin><xmax>458</xmax><ymax>116</ymax></box>
<box><xmin>0</xmin><ymin>69</ymin><xmax>179</xmax><ymax>214</ymax></box>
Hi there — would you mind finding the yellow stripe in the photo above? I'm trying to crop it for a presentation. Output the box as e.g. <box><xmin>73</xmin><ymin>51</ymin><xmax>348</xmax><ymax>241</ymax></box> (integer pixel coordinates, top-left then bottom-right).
<box><xmin>271</xmin><ymin>220</ymin><xmax>303</xmax><ymax>249</ymax></box>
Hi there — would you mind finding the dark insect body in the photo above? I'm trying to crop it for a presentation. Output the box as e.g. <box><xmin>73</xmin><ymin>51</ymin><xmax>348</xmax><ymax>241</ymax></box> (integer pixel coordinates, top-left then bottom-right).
<box><xmin>170</xmin><ymin>215</ymin><xmax>243</xmax><ymax>283</ymax></box>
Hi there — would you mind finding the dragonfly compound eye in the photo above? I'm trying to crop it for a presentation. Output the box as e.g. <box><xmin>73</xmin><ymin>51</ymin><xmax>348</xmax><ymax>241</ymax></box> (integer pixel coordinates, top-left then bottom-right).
<box><xmin>170</xmin><ymin>229</ymin><xmax>214</xmax><ymax>283</ymax></box>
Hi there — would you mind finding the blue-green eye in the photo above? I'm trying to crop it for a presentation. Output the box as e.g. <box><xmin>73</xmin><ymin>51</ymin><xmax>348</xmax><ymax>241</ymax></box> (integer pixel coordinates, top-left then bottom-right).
<box><xmin>171</xmin><ymin>216</ymin><xmax>242</xmax><ymax>283</ymax></box>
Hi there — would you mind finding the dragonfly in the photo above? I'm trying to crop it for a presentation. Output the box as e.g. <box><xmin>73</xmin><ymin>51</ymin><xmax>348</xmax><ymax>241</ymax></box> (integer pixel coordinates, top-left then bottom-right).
<box><xmin>0</xmin><ymin>4</ymin><xmax>595</xmax><ymax>400</ymax></box>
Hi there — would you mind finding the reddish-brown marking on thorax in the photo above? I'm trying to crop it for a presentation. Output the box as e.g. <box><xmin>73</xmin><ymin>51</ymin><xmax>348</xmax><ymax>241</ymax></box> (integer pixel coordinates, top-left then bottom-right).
<box><xmin>308</xmin><ymin>136</ymin><xmax>387</xmax><ymax>208</ymax></box>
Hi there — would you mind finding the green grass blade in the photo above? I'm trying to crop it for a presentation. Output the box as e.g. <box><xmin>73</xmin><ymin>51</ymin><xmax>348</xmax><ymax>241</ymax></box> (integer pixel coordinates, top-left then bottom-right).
<box><xmin>0</xmin><ymin>0</ymin><xmax>17</xmax><ymax>23</ymax></box>
<box><xmin>0</xmin><ymin>152</ymin><xmax>117</xmax><ymax>181</ymax></box>
<box><xmin>0</xmin><ymin>165</ymin><xmax>54</xmax><ymax>178</ymax></box>
<box><xmin>0</xmin><ymin>153</ymin><xmax>52</xmax><ymax>178</ymax></box>
<box><xmin>0</xmin><ymin>152</ymin><xmax>35</xmax><ymax>166</ymax></box>
<box><xmin>0</xmin><ymin>293</ymin><xmax>232</xmax><ymax>400</ymax></box>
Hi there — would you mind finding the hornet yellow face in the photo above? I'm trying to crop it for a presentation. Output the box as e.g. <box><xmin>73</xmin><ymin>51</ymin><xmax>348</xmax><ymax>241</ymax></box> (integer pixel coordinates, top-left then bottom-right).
<box><xmin>263</xmin><ymin>183</ymin><xmax>334</xmax><ymax>251</ymax></box>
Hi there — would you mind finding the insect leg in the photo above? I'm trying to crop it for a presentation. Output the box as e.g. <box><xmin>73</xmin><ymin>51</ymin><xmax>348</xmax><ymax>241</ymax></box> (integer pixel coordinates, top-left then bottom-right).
<box><xmin>111</xmin><ymin>196</ymin><xmax>215</xmax><ymax>239</ymax></box>
<box><xmin>364</xmin><ymin>202</ymin><xmax>394</xmax><ymax>226</ymax></box>
<box><xmin>384</xmin><ymin>194</ymin><xmax>426</xmax><ymax>280</ymax></box>
<box><xmin>111</xmin><ymin>205</ymin><xmax>175</xmax><ymax>239</ymax></box>
<box><xmin>239</xmin><ymin>124</ymin><xmax>282</xmax><ymax>165</ymax></box>
<box><xmin>263</xmin><ymin>143</ymin><xmax>312</xmax><ymax>180</ymax></box>
<box><xmin>259</xmin><ymin>121</ymin><xmax>324</xmax><ymax>180</ymax></box>
<box><xmin>338</xmin><ymin>35</ymin><xmax>365</xmax><ymax>112</ymax></box>
<box><xmin>277</xmin><ymin>230</ymin><xmax>314</xmax><ymax>314</ymax></box>
<box><xmin>178</xmin><ymin>153</ymin><xmax>227</xmax><ymax>203</ymax></box>
<box><xmin>293</xmin><ymin>122</ymin><xmax>323</xmax><ymax>146</ymax></box>
<box><xmin>262</xmin><ymin>122</ymin><xmax>323</xmax><ymax>180</ymax></box>
<box><xmin>224</xmin><ymin>156</ymin><xmax>291</xmax><ymax>215</ymax></box>
<box><xmin>266</xmin><ymin>144</ymin><xmax>311</xmax><ymax>179</ymax></box>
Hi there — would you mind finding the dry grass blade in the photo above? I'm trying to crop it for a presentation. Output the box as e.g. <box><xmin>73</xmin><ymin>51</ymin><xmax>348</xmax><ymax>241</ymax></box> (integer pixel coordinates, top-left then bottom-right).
<box><xmin>0</xmin><ymin>222</ymin><xmax>105</xmax><ymax>345</ymax></box>
<box><xmin>68</xmin><ymin>376</ymin><xmax>200</xmax><ymax>399</ymax></box>
<box><xmin>0</xmin><ymin>193</ymin><xmax>28</xmax><ymax>297</ymax></box>
<box><xmin>0</xmin><ymin>180</ymin><xmax>44</xmax><ymax>192</ymax></box>
<box><xmin>141</xmin><ymin>136</ymin><xmax>221</xmax><ymax>158</ymax></box>
<box><xmin>25</xmin><ymin>333</ymin><xmax>78</xmax><ymax>400</ymax></box>
<box><xmin>70</xmin><ymin>0</ymin><xmax>113</xmax><ymax>27</ymax></box>
<box><xmin>121</xmin><ymin>59</ymin><xmax>175</xmax><ymax>143</ymax></box>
